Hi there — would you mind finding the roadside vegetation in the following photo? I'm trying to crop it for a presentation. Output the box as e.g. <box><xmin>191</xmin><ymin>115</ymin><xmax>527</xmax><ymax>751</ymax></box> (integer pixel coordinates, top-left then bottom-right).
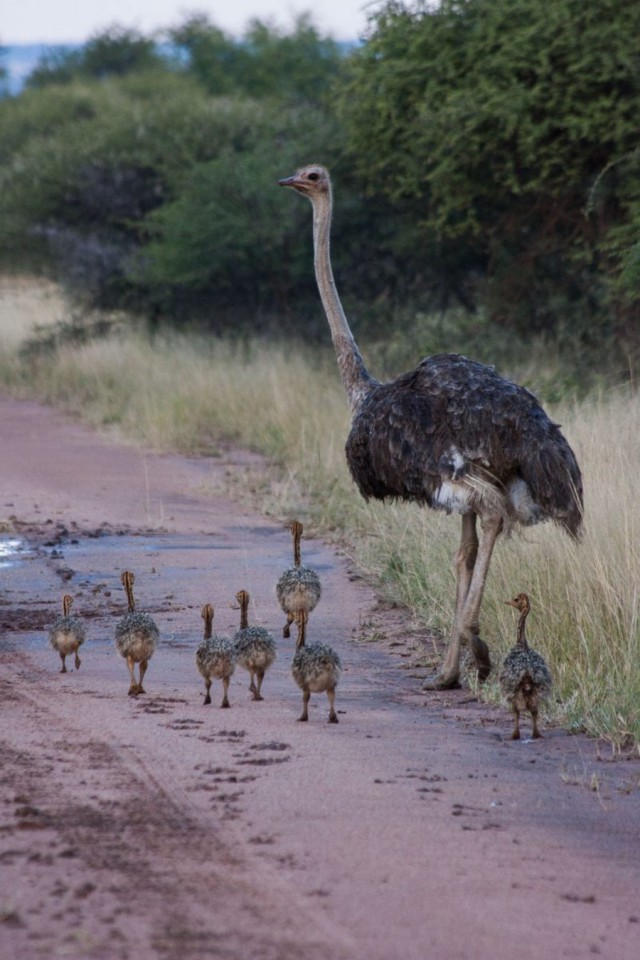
<box><xmin>1</xmin><ymin>276</ymin><xmax>638</xmax><ymax>754</ymax></box>
<box><xmin>0</xmin><ymin>2</ymin><xmax>638</xmax><ymax>751</ymax></box>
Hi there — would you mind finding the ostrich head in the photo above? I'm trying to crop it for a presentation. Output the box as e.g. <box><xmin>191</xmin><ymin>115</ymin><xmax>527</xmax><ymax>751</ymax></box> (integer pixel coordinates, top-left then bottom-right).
<box><xmin>235</xmin><ymin>589</ymin><xmax>250</xmax><ymax>609</ymax></box>
<box><xmin>505</xmin><ymin>592</ymin><xmax>530</xmax><ymax>615</ymax></box>
<box><xmin>278</xmin><ymin>164</ymin><xmax>330</xmax><ymax>198</ymax></box>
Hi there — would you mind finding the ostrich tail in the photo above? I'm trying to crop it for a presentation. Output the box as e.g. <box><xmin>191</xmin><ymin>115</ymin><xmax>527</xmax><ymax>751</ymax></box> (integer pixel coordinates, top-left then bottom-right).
<box><xmin>521</xmin><ymin>440</ymin><xmax>584</xmax><ymax>540</ymax></box>
<box><xmin>562</xmin><ymin>494</ymin><xmax>584</xmax><ymax>540</ymax></box>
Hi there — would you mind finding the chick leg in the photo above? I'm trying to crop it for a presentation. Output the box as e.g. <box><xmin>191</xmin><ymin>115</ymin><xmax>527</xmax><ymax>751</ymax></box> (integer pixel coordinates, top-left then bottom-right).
<box><xmin>530</xmin><ymin>707</ymin><xmax>542</xmax><ymax>739</ymax></box>
<box><xmin>59</xmin><ymin>652</ymin><xmax>67</xmax><ymax>674</ymax></box>
<box><xmin>221</xmin><ymin>676</ymin><xmax>231</xmax><ymax>708</ymax></box>
<box><xmin>253</xmin><ymin>669</ymin><xmax>265</xmax><ymax>701</ymax></box>
<box><xmin>138</xmin><ymin>659</ymin><xmax>148</xmax><ymax>695</ymax></box>
<box><xmin>126</xmin><ymin>655</ymin><xmax>138</xmax><ymax>696</ymax></box>
<box><xmin>510</xmin><ymin>703</ymin><xmax>521</xmax><ymax>740</ymax></box>
<box><xmin>298</xmin><ymin>689</ymin><xmax>310</xmax><ymax>722</ymax></box>
<box><xmin>203</xmin><ymin>678</ymin><xmax>212</xmax><ymax>705</ymax></box>
<box><xmin>327</xmin><ymin>687</ymin><xmax>338</xmax><ymax>724</ymax></box>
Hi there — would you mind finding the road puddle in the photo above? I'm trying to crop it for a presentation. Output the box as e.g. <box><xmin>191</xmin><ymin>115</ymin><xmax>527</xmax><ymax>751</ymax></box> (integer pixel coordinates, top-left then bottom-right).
<box><xmin>0</xmin><ymin>537</ymin><xmax>30</xmax><ymax>566</ymax></box>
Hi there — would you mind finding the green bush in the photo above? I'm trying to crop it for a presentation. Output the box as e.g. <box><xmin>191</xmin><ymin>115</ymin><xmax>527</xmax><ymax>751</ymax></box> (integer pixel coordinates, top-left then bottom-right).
<box><xmin>338</xmin><ymin>0</ymin><xmax>640</xmax><ymax>354</ymax></box>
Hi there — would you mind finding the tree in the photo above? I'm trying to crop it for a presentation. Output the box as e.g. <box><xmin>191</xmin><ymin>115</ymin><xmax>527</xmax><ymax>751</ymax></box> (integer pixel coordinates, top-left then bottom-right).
<box><xmin>338</xmin><ymin>0</ymin><xmax>640</xmax><ymax>347</ymax></box>
<box><xmin>169</xmin><ymin>12</ymin><xmax>344</xmax><ymax>104</ymax></box>
<box><xmin>26</xmin><ymin>26</ymin><xmax>166</xmax><ymax>88</ymax></box>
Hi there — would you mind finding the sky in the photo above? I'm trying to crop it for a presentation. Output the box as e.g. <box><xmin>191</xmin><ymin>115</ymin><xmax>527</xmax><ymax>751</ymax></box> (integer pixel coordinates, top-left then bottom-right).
<box><xmin>2</xmin><ymin>1</ymin><xmax>381</xmax><ymax>45</ymax></box>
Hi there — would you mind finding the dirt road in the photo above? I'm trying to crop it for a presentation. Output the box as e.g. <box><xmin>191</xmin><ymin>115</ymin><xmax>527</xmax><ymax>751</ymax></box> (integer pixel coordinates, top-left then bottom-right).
<box><xmin>1</xmin><ymin>396</ymin><xmax>638</xmax><ymax>960</ymax></box>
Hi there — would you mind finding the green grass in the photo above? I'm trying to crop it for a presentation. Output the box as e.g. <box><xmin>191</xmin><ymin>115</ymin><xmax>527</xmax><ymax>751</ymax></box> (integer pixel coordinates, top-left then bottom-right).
<box><xmin>1</xmin><ymin>276</ymin><xmax>638</xmax><ymax>754</ymax></box>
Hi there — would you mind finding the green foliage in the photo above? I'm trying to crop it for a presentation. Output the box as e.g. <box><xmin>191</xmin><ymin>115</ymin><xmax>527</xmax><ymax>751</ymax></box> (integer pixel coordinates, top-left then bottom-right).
<box><xmin>135</xmin><ymin>104</ymin><xmax>343</xmax><ymax>324</ymax></box>
<box><xmin>0</xmin><ymin>16</ymin><xmax>415</xmax><ymax>332</ymax></box>
<box><xmin>339</xmin><ymin>0</ymin><xmax>640</xmax><ymax>348</ymax></box>
<box><xmin>3</xmin><ymin>3</ymin><xmax>640</xmax><ymax>368</ymax></box>
<box><xmin>26</xmin><ymin>26</ymin><xmax>166</xmax><ymax>88</ymax></box>
<box><xmin>0</xmin><ymin>72</ymin><xmax>231</xmax><ymax>307</ymax></box>
<box><xmin>0</xmin><ymin>35</ymin><xmax>361</xmax><ymax>326</ymax></box>
<box><xmin>169</xmin><ymin>12</ymin><xmax>344</xmax><ymax>103</ymax></box>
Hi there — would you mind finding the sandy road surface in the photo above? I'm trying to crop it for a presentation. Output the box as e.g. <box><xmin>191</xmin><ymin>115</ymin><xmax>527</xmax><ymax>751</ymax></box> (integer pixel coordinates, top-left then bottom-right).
<box><xmin>1</xmin><ymin>396</ymin><xmax>639</xmax><ymax>960</ymax></box>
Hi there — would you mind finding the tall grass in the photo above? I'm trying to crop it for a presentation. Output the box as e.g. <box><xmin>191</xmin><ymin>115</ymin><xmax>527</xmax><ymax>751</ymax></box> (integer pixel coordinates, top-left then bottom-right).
<box><xmin>1</xmin><ymin>277</ymin><xmax>638</xmax><ymax>753</ymax></box>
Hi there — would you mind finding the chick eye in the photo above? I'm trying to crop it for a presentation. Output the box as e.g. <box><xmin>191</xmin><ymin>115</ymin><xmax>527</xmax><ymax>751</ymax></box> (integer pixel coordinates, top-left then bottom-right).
<box><xmin>307</xmin><ymin>172</ymin><xmax>319</xmax><ymax>181</ymax></box>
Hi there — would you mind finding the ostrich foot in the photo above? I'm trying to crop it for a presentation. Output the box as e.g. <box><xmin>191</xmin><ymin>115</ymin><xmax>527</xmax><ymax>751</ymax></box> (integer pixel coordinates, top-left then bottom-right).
<box><xmin>328</xmin><ymin>712</ymin><xmax>339</xmax><ymax>724</ymax></box>
<box><xmin>221</xmin><ymin>699</ymin><xmax>230</xmax><ymax>709</ymax></box>
<box><xmin>251</xmin><ymin>693</ymin><xmax>264</xmax><ymax>701</ymax></box>
<box><xmin>74</xmin><ymin>653</ymin><xmax>82</xmax><ymax>670</ymax></box>
<box><xmin>423</xmin><ymin>672</ymin><xmax>461</xmax><ymax>691</ymax></box>
<box><xmin>297</xmin><ymin>714</ymin><xmax>308</xmax><ymax>722</ymax></box>
<box><xmin>127</xmin><ymin>685</ymin><xmax>139</xmax><ymax>697</ymax></box>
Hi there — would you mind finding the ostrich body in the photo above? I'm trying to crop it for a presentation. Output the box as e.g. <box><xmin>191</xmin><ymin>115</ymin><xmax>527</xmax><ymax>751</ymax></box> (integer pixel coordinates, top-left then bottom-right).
<box><xmin>499</xmin><ymin>593</ymin><xmax>552</xmax><ymax>740</ymax></box>
<box><xmin>49</xmin><ymin>594</ymin><xmax>86</xmax><ymax>673</ymax></box>
<box><xmin>276</xmin><ymin>520</ymin><xmax>322</xmax><ymax>641</ymax></box>
<box><xmin>279</xmin><ymin>164</ymin><xmax>583</xmax><ymax>689</ymax></box>
<box><xmin>195</xmin><ymin>604</ymin><xmax>236</xmax><ymax>708</ymax></box>
<box><xmin>115</xmin><ymin>571</ymin><xmax>159</xmax><ymax>696</ymax></box>
<box><xmin>291</xmin><ymin>612</ymin><xmax>341</xmax><ymax>723</ymax></box>
<box><xmin>233</xmin><ymin>590</ymin><xmax>276</xmax><ymax>701</ymax></box>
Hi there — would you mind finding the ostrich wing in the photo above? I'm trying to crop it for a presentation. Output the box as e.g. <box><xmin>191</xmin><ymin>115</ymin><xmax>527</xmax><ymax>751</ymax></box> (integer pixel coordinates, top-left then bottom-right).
<box><xmin>346</xmin><ymin>354</ymin><xmax>583</xmax><ymax>535</ymax></box>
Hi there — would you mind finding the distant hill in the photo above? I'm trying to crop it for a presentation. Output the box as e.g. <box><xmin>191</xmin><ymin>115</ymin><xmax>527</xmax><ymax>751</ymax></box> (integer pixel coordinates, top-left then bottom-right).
<box><xmin>1</xmin><ymin>44</ymin><xmax>78</xmax><ymax>96</ymax></box>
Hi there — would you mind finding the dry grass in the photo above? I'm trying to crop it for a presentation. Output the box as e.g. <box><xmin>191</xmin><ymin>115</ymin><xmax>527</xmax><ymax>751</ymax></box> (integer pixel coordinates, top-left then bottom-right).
<box><xmin>1</xmin><ymin>276</ymin><xmax>638</xmax><ymax>752</ymax></box>
<box><xmin>0</xmin><ymin>274</ymin><xmax>67</xmax><ymax>350</ymax></box>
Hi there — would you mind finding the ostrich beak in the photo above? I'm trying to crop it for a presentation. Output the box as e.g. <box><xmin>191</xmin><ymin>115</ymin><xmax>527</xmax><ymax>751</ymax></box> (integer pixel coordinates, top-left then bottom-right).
<box><xmin>505</xmin><ymin>599</ymin><xmax>518</xmax><ymax>608</ymax></box>
<box><xmin>278</xmin><ymin>176</ymin><xmax>296</xmax><ymax>188</ymax></box>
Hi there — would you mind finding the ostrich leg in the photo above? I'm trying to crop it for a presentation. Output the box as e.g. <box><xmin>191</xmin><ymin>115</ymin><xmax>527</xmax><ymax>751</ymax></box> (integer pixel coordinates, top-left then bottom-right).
<box><xmin>326</xmin><ymin>687</ymin><xmax>338</xmax><ymax>724</ymax></box>
<box><xmin>138</xmin><ymin>658</ymin><xmax>148</xmax><ymax>695</ymax></box>
<box><xmin>427</xmin><ymin>513</ymin><xmax>502</xmax><ymax>689</ymax></box>
<box><xmin>459</xmin><ymin>513</ymin><xmax>503</xmax><ymax>677</ymax></box>
<box><xmin>452</xmin><ymin>513</ymin><xmax>479</xmax><ymax>637</ymax></box>
<box><xmin>424</xmin><ymin>513</ymin><xmax>478</xmax><ymax>690</ymax></box>
<box><xmin>126</xmin><ymin>655</ymin><xmax>138</xmax><ymax>696</ymax></box>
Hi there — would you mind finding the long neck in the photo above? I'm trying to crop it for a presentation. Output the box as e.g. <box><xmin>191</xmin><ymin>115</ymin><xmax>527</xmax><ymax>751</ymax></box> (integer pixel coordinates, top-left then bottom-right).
<box><xmin>239</xmin><ymin>594</ymin><xmax>249</xmax><ymax>630</ymax></box>
<box><xmin>123</xmin><ymin>574</ymin><xmax>136</xmax><ymax>613</ymax></box>
<box><xmin>62</xmin><ymin>595</ymin><xmax>73</xmax><ymax>617</ymax></box>
<box><xmin>292</xmin><ymin>521</ymin><xmax>303</xmax><ymax>566</ymax></box>
<box><xmin>516</xmin><ymin>609</ymin><xmax>529</xmax><ymax>649</ymax></box>
<box><xmin>312</xmin><ymin>186</ymin><xmax>378</xmax><ymax>411</ymax></box>
<box><xmin>202</xmin><ymin>605</ymin><xmax>213</xmax><ymax>640</ymax></box>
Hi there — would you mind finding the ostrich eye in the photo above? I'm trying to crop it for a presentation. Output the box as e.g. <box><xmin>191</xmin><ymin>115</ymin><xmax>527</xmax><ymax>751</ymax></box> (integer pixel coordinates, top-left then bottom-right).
<box><xmin>307</xmin><ymin>172</ymin><xmax>319</xmax><ymax>181</ymax></box>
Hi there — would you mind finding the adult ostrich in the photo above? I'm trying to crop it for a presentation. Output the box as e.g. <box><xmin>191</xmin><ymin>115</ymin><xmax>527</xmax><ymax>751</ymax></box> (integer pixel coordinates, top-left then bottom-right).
<box><xmin>278</xmin><ymin>164</ymin><xmax>583</xmax><ymax>689</ymax></box>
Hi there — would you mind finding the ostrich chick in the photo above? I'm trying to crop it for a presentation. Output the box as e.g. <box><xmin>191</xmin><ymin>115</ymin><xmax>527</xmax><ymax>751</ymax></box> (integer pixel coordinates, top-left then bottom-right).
<box><xmin>499</xmin><ymin>593</ymin><xmax>552</xmax><ymax>740</ymax></box>
<box><xmin>291</xmin><ymin>612</ymin><xmax>341</xmax><ymax>723</ymax></box>
<box><xmin>114</xmin><ymin>571</ymin><xmax>159</xmax><ymax>697</ymax></box>
<box><xmin>196</xmin><ymin>604</ymin><xmax>236</xmax><ymax>708</ymax></box>
<box><xmin>233</xmin><ymin>590</ymin><xmax>276</xmax><ymax>701</ymax></box>
<box><xmin>276</xmin><ymin>520</ymin><xmax>322</xmax><ymax>641</ymax></box>
<box><xmin>49</xmin><ymin>594</ymin><xmax>86</xmax><ymax>673</ymax></box>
